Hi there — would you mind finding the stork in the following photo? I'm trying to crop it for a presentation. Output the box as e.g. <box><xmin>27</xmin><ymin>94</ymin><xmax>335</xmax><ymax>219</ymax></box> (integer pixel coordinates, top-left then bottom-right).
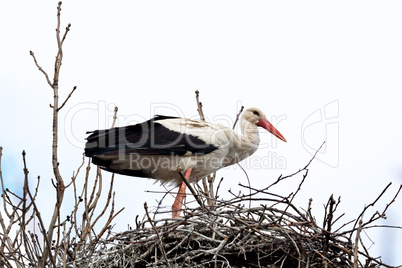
<box><xmin>85</xmin><ymin>108</ymin><xmax>286</xmax><ymax>218</ymax></box>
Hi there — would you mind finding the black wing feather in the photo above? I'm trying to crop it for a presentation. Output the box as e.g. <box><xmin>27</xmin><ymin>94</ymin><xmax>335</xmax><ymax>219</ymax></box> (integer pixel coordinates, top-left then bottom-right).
<box><xmin>85</xmin><ymin>116</ymin><xmax>218</xmax><ymax>158</ymax></box>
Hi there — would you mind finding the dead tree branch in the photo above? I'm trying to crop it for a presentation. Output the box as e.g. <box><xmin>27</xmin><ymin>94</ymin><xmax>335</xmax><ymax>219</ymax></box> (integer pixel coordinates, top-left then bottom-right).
<box><xmin>29</xmin><ymin>2</ymin><xmax>73</xmax><ymax>264</ymax></box>
<box><xmin>195</xmin><ymin>90</ymin><xmax>205</xmax><ymax>121</ymax></box>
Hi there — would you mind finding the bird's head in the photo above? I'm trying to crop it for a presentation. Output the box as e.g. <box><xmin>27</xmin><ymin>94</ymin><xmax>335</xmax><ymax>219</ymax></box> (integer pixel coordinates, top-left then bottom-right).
<box><xmin>242</xmin><ymin>108</ymin><xmax>287</xmax><ymax>142</ymax></box>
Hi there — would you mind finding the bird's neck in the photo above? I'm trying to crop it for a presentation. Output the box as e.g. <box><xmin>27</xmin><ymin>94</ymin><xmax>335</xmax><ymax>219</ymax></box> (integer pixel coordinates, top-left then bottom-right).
<box><xmin>238</xmin><ymin>120</ymin><xmax>260</xmax><ymax>156</ymax></box>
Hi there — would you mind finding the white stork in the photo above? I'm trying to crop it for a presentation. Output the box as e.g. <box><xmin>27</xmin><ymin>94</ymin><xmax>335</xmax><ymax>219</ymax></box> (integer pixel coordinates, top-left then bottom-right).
<box><xmin>85</xmin><ymin>108</ymin><xmax>286</xmax><ymax>218</ymax></box>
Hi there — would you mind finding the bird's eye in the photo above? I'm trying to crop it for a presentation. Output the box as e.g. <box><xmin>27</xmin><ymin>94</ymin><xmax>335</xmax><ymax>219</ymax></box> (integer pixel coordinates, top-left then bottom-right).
<box><xmin>253</xmin><ymin>111</ymin><xmax>260</xmax><ymax>117</ymax></box>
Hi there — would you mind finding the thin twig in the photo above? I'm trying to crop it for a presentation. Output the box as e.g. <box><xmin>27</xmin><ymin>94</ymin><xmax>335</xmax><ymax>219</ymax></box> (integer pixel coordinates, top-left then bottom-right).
<box><xmin>354</xmin><ymin>219</ymin><xmax>363</xmax><ymax>268</ymax></box>
<box><xmin>58</xmin><ymin>86</ymin><xmax>77</xmax><ymax>111</ymax></box>
<box><xmin>22</xmin><ymin>152</ymin><xmax>56</xmax><ymax>268</ymax></box>
<box><xmin>266</xmin><ymin>141</ymin><xmax>325</xmax><ymax>190</ymax></box>
<box><xmin>232</xmin><ymin>105</ymin><xmax>244</xmax><ymax>129</ymax></box>
<box><xmin>177</xmin><ymin>169</ymin><xmax>205</xmax><ymax>209</ymax></box>
<box><xmin>195</xmin><ymin>90</ymin><xmax>205</xmax><ymax>121</ymax></box>
<box><xmin>29</xmin><ymin>51</ymin><xmax>53</xmax><ymax>88</ymax></box>
<box><xmin>349</xmin><ymin>182</ymin><xmax>392</xmax><ymax>240</ymax></box>
<box><xmin>144</xmin><ymin>202</ymin><xmax>171</xmax><ymax>267</ymax></box>
<box><xmin>111</xmin><ymin>106</ymin><xmax>118</xmax><ymax>128</ymax></box>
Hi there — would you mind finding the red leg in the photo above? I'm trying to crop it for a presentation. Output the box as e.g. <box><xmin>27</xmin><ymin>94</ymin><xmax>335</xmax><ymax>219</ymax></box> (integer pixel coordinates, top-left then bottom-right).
<box><xmin>172</xmin><ymin>168</ymin><xmax>192</xmax><ymax>218</ymax></box>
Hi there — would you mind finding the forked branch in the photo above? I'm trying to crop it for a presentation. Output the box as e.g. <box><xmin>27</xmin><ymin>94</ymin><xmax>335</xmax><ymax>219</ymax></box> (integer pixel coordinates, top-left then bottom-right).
<box><xmin>29</xmin><ymin>1</ymin><xmax>74</xmax><ymax>265</ymax></box>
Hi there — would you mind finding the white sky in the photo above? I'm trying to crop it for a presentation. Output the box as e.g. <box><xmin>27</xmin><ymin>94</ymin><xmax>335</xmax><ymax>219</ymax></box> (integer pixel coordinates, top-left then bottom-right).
<box><xmin>1</xmin><ymin>0</ymin><xmax>402</xmax><ymax>265</ymax></box>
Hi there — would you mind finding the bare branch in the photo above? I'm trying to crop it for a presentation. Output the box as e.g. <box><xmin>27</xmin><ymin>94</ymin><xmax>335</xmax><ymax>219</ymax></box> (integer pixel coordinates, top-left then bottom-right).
<box><xmin>195</xmin><ymin>90</ymin><xmax>205</xmax><ymax>121</ymax></box>
<box><xmin>349</xmin><ymin>182</ymin><xmax>393</xmax><ymax>240</ymax></box>
<box><xmin>266</xmin><ymin>141</ymin><xmax>326</xmax><ymax>190</ymax></box>
<box><xmin>61</xmin><ymin>23</ymin><xmax>71</xmax><ymax>45</ymax></box>
<box><xmin>65</xmin><ymin>152</ymin><xmax>86</xmax><ymax>188</ymax></box>
<box><xmin>58</xmin><ymin>86</ymin><xmax>77</xmax><ymax>111</ymax></box>
<box><xmin>29</xmin><ymin>51</ymin><xmax>52</xmax><ymax>88</ymax></box>
<box><xmin>34</xmin><ymin>1</ymin><xmax>71</xmax><ymax>263</ymax></box>
<box><xmin>354</xmin><ymin>219</ymin><xmax>363</xmax><ymax>268</ymax></box>
<box><xmin>232</xmin><ymin>105</ymin><xmax>244</xmax><ymax>129</ymax></box>
<box><xmin>90</xmin><ymin>174</ymin><xmax>115</xmax><ymax>231</ymax></box>
<box><xmin>111</xmin><ymin>106</ymin><xmax>118</xmax><ymax>128</ymax></box>
<box><xmin>144</xmin><ymin>202</ymin><xmax>171</xmax><ymax>267</ymax></box>
<box><xmin>177</xmin><ymin>169</ymin><xmax>205</xmax><ymax>210</ymax></box>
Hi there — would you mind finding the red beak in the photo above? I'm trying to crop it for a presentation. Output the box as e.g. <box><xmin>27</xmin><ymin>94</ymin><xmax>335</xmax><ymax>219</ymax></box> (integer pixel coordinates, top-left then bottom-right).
<box><xmin>257</xmin><ymin>118</ymin><xmax>287</xmax><ymax>142</ymax></box>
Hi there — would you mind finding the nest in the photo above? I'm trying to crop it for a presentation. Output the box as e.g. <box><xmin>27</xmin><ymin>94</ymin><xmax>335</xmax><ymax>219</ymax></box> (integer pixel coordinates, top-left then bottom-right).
<box><xmin>85</xmin><ymin>210</ymin><xmax>348</xmax><ymax>267</ymax></box>
<box><xmin>60</xmin><ymin>145</ymin><xmax>401</xmax><ymax>268</ymax></box>
<box><xmin>65</xmin><ymin>180</ymin><xmax>394</xmax><ymax>268</ymax></box>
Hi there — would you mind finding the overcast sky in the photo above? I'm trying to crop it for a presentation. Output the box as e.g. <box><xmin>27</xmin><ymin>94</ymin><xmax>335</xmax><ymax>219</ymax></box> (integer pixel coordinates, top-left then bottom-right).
<box><xmin>1</xmin><ymin>1</ymin><xmax>402</xmax><ymax>265</ymax></box>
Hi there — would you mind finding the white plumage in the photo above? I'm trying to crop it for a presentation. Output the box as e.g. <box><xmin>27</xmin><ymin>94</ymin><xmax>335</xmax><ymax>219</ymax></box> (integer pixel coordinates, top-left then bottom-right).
<box><xmin>85</xmin><ymin>107</ymin><xmax>286</xmax><ymax>217</ymax></box>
